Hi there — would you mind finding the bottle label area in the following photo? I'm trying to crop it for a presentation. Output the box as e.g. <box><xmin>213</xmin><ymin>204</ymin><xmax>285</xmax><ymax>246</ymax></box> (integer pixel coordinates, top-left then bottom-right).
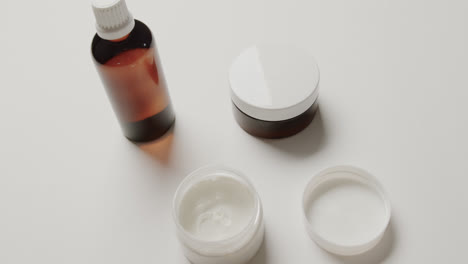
<box><xmin>97</xmin><ymin>47</ymin><xmax>170</xmax><ymax>123</ymax></box>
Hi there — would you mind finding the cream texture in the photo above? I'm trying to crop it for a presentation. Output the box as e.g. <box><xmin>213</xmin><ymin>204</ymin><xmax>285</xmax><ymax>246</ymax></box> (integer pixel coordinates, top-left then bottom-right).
<box><xmin>178</xmin><ymin>175</ymin><xmax>255</xmax><ymax>241</ymax></box>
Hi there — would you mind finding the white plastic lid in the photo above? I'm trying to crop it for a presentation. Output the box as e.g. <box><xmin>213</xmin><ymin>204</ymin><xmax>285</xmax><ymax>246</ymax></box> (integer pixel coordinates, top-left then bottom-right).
<box><xmin>92</xmin><ymin>0</ymin><xmax>135</xmax><ymax>40</ymax></box>
<box><xmin>229</xmin><ymin>44</ymin><xmax>320</xmax><ymax>122</ymax></box>
<box><xmin>302</xmin><ymin>166</ymin><xmax>391</xmax><ymax>256</ymax></box>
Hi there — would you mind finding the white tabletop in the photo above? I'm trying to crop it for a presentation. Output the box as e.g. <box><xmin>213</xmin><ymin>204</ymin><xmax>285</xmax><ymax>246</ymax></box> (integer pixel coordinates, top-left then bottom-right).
<box><xmin>1</xmin><ymin>0</ymin><xmax>467</xmax><ymax>263</ymax></box>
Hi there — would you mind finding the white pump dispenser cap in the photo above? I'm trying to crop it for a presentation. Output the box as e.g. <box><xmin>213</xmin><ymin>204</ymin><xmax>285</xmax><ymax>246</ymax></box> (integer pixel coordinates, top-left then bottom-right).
<box><xmin>92</xmin><ymin>0</ymin><xmax>135</xmax><ymax>40</ymax></box>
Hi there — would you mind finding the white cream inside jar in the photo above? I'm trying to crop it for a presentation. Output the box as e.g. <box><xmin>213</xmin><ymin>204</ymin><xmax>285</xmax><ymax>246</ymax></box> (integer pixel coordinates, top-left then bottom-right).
<box><xmin>173</xmin><ymin>166</ymin><xmax>264</xmax><ymax>264</ymax></box>
<box><xmin>178</xmin><ymin>176</ymin><xmax>255</xmax><ymax>241</ymax></box>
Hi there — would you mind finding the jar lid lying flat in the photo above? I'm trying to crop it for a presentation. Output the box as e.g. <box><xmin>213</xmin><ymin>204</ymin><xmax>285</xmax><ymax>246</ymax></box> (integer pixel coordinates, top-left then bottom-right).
<box><xmin>229</xmin><ymin>44</ymin><xmax>320</xmax><ymax>122</ymax></box>
<box><xmin>302</xmin><ymin>166</ymin><xmax>391</xmax><ymax>256</ymax></box>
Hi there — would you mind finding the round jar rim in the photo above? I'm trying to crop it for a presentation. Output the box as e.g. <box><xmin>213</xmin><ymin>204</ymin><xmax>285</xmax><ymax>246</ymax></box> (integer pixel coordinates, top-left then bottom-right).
<box><xmin>229</xmin><ymin>43</ymin><xmax>320</xmax><ymax>122</ymax></box>
<box><xmin>302</xmin><ymin>165</ymin><xmax>392</xmax><ymax>255</ymax></box>
<box><xmin>172</xmin><ymin>165</ymin><xmax>263</xmax><ymax>256</ymax></box>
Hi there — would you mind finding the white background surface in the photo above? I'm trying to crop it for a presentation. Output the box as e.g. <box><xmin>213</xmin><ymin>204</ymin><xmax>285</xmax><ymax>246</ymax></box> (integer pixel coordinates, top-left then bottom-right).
<box><xmin>1</xmin><ymin>0</ymin><xmax>467</xmax><ymax>263</ymax></box>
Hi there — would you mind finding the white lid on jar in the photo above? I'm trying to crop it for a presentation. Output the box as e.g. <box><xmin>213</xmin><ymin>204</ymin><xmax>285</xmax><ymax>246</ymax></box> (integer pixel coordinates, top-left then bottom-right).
<box><xmin>229</xmin><ymin>44</ymin><xmax>320</xmax><ymax>122</ymax></box>
<box><xmin>302</xmin><ymin>166</ymin><xmax>391</xmax><ymax>256</ymax></box>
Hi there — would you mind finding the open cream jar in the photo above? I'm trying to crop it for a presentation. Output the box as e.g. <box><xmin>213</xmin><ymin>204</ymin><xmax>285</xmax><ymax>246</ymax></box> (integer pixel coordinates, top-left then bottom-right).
<box><xmin>173</xmin><ymin>166</ymin><xmax>264</xmax><ymax>264</ymax></box>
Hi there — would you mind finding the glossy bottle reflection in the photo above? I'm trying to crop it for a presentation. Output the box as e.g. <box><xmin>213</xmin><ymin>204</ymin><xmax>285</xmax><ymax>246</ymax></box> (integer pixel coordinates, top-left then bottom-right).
<box><xmin>92</xmin><ymin>20</ymin><xmax>175</xmax><ymax>142</ymax></box>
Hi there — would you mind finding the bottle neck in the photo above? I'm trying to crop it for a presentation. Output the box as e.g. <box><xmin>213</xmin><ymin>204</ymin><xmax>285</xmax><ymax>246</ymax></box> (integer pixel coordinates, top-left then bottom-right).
<box><xmin>110</xmin><ymin>33</ymin><xmax>130</xmax><ymax>42</ymax></box>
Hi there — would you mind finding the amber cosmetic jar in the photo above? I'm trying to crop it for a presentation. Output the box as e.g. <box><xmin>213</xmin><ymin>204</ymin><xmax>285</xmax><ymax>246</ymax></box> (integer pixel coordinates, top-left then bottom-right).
<box><xmin>229</xmin><ymin>44</ymin><xmax>320</xmax><ymax>139</ymax></box>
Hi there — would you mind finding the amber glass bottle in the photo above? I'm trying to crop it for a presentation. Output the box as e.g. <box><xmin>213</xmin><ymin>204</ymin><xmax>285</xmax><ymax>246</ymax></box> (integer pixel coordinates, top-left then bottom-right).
<box><xmin>91</xmin><ymin>0</ymin><xmax>174</xmax><ymax>142</ymax></box>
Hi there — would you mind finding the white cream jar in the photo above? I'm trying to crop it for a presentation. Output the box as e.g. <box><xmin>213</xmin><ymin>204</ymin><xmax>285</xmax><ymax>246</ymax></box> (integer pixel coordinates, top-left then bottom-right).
<box><xmin>173</xmin><ymin>166</ymin><xmax>264</xmax><ymax>264</ymax></box>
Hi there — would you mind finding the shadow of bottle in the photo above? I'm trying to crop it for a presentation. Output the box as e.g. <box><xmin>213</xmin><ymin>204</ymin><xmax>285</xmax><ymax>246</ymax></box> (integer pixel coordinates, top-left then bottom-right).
<box><xmin>136</xmin><ymin>122</ymin><xmax>177</xmax><ymax>166</ymax></box>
